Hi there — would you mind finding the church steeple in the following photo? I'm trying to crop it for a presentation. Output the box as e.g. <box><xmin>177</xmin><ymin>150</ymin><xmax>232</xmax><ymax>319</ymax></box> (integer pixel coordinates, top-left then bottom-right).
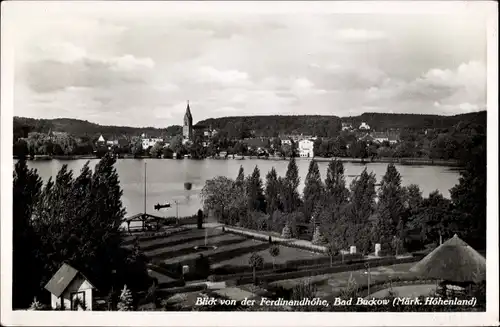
<box><xmin>183</xmin><ymin>100</ymin><xmax>193</xmax><ymax>141</ymax></box>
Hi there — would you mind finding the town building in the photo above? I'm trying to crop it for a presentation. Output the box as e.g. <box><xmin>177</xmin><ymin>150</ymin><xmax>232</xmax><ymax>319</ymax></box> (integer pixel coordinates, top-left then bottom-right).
<box><xmin>359</xmin><ymin>122</ymin><xmax>371</xmax><ymax>130</ymax></box>
<box><xmin>280</xmin><ymin>139</ymin><xmax>292</xmax><ymax>146</ymax></box>
<box><xmin>141</xmin><ymin>133</ymin><xmax>163</xmax><ymax>150</ymax></box>
<box><xmin>341</xmin><ymin>122</ymin><xmax>353</xmax><ymax>131</ymax></box>
<box><xmin>371</xmin><ymin>132</ymin><xmax>400</xmax><ymax>144</ymax></box>
<box><xmin>44</xmin><ymin>263</ymin><xmax>96</xmax><ymax>311</ymax></box>
<box><xmin>298</xmin><ymin>139</ymin><xmax>314</xmax><ymax>158</ymax></box>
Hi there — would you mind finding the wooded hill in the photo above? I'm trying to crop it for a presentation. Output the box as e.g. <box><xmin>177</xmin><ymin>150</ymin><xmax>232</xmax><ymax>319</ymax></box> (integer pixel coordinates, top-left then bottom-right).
<box><xmin>197</xmin><ymin>111</ymin><xmax>486</xmax><ymax>137</ymax></box>
<box><xmin>13</xmin><ymin>117</ymin><xmax>181</xmax><ymax>141</ymax></box>
<box><xmin>340</xmin><ymin>111</ymin><xmax>487</xmax><ymax>131</ymax></box>
<box><xmin>14</xmin><ymin>111</ymin><xmax>486</xmax><ymax>141</ymax></box>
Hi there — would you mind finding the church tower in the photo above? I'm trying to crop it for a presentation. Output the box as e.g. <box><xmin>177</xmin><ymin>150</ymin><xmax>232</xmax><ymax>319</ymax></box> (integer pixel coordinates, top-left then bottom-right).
<box><xmin>183</xmin><ymin>100</ymin><xmax>193</xmax><ymax>141</ymax></box>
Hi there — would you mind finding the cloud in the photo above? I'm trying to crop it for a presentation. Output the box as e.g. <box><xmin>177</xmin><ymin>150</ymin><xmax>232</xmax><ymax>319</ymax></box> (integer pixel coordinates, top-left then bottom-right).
<box><xmin>364</xmin><ymin>61</ymin><xmax>486</xmax><ymax>114</ymax></box>
<box><xmin>19</xmin><ymin>43</ymin><xmax>156</xmax><ymax>93</ymax></box>
<box><xmin>11</xmin><ymin>10</ymin><xmax>487</xmax><ymax>126</ymax></box>
<box><xmin>197</xmin><ymin>66</ymin><xmax>250</xmax><ymax>86</ymax></box>
<box><xmin>335</xmin><ymin>29</ymin><xmax>387</xmax><ymax>41</ymax></box>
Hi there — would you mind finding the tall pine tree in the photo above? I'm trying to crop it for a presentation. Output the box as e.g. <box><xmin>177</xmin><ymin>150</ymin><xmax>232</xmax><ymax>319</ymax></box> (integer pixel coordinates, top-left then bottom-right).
<box><xmin>245</xmin><ymin>165</ymin><xmax>265</xmax><ymax>212</ymax></box>
<box><xmin>280</xmin><ymin>157</ymin><xmax>301</xmax><ymax>213</ymax></box>
<box><xmin>303</xmin><ymin>159</ymin><xmax>324</xmax><ymax>221</ymax></box>
<box><xmin>344</xmin><ymin>168</ymin><xmax>377</xmax><ymax>253</ymax></box>
<box><xmin>377</xmin><ymin>163</ymin><xmax>405</xmax><ymax>250</ymax></box>
<box><xmin>13</xmin><ymin>159</ymin><xmax>43</xmax><ymax>309</ymax></box>
<box><xmin>324</xmin><ymin>159</ymin><xmax>348</xmax><ymax>205</ymax></box>
<box><xmin>319</xmin><ymin>159</ymin><xmax>349</xmax><ymax>249</ymax></box>
<box><xmin>265</xmin><ymin>167</ymin><xmax>281</xmax><ymax>214</ymax></box>
<box><xmin>235</xmin><ymin>165</ymin><xmax>245</xmax><ymax>190</ymax></box>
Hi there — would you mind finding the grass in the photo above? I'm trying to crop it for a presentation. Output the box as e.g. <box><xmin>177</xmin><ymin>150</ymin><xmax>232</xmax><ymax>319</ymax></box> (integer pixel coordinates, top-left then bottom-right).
<box><xmin>270</xmin><ymin>262</ymin><xmax>418</xmax><ymax>296</ymax></box>
<box><xmin>137</xmin><ymin>227</ymin><xmax>324</xmax><ymax>272</ymax></box>
<box><xmin>370</xmin><ymin>284</ymin><xmax>437</xmax><ymax>298</ymax></box>
<box><xmin>215</xmin><ymin>244</ymin><xmax>322</xmax><ymax>267</ymax></box>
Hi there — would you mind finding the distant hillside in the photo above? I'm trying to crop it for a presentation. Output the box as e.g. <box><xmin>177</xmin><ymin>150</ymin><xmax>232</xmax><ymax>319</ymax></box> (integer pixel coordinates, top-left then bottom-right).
<box><xmin>13</xmin><ymin>117</ymin><xmax>182</xmax><ymax>141</ymax></box>
<box><xmin>340</xmin><ymin>111</ymin><xmax>487</xmax><ymax>131</ymax></box>
<box><xmin>196</xmin><ymin>115</ymin><xmax>343</xmax><ymax>138</ymax></box>
<box><xmin>14</xmin><ymin>111</ymin><xmax>486</xmax><ymax>141</ymax></box>
<box><xmin>197</xmin><ymin>111</ymin><xmax>487</xmax><ymax>137</ymax></box>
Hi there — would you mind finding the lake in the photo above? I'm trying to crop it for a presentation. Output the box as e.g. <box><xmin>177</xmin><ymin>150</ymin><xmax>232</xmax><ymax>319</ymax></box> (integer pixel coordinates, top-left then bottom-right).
<box><xmin>25</xmin><ymin>158</ymin><xmax>460</xmax><ymax>219</ymax></box>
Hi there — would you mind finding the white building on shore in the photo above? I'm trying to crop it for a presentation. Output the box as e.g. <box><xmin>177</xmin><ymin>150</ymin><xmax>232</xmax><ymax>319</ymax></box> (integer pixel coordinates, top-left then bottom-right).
<box><xmin>298</xmin><ymin>139</ymin><xmax>314</xmax><ymax>158</ymax></box>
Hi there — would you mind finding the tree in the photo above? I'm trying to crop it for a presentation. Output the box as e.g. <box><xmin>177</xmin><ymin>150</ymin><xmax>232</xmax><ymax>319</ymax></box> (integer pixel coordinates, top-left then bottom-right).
<box><xmin>201</xmin><ymin>176</ymin><xmax>245</xmax><ymax>224</ymax></box>
<box><xmin>30</xmin><ymin>154</ymin><xmax>149</xmax><ymax>299</ymax></box>
<box><xmin>197</xmin><ymin>209</ymin><xmax>203</xmax><ymax>229</ymax></box>
<box><xmin>324</xmin><ymin>159</ymin><xmax>348</xmax><ymax>205</ymax></box>
<box><xmin>344</xmin><ymin>169</ymin><xmax>377</xmax><ymax>252</ymax></box>
<box><xmin>131</xmin><ymin>139</ymin><xmax>143</xmax><ymax>158</ymax></box>
<box><xmin>249</xmin><ymin>253</ymin><xmax>264</xmax><ymax>285</ymax></box>
<box><xmin>269</xmin><ymin>245</ymin><xmax>280</xmax><ymax>270</ymax></box>
<box><xmin>265</xmin><ymin>167</ymin><xmax>281</xmax><ymax>214</ymax></box>
<box><xmin>326</xmin><ymin>242</ymin><xmax>339</xmax><ymax>267</ymax></box>
<box><xmin>409</xmin><ymin>190</ymin><xmax>453</xmax><ymax>246</ymax></box>
<box><xmin>236</xmin><ymin>165</ymin><xmax>245</xmax><ymax>189</ymax></box>
<box><xmin>170</xmin><ymin>135</ymin><xmax>184</xmax><ymax>154</ymax></box>
<box><xmin>13</xmin><ymin>159</ymin><xmax>43</xmax><ymax>309</ymax></box>
<box><xmin>149</xmin><ymin>141</ymin><xmax>165</xmax><ymax>158</ymax></box>
<box><xmin>311</xmin><ymin>225</ymin><xmax>327</xmax><ymax>245</ymax></box>
<box><xmin>162</xmin><ymin>147</ymin><xmax>174</xmax><ymax>159</ymax></box>
<box><xmin>377</xmin><ymin>164</ymin><xmax>405</xmax><ymax>251</ymax></box>
<box><xmin>280</xmin><ymin>158</ymin><xmax>301</xmax><ymax>213</ymax></box>
<box><xmin>246</xmin><ymin>165</ymin><xmax>266</xmax><ymax>212</ymax></box>
<box><xmin>450</xmin><ymin>134</ymin><xmax>486</xmax><ymax>249</ymax></box>
<box><xmin>345</xmin><ymin>168</ymin><xmax>377</xmax><ymax>224</ymax></box>
<box><xmin>303</xmin><ymin>160</ymin><xmax>324</xmax><ymax>221</ymax></box>
<box><xmin>117</xmin><ymin>285</ymin><xmax>133</xmax><ymax>311</ymax></box>
<box><xmin>281</xmin><ymin>223</ymin><xmax>292</xmax><ymax>239</ymax></box>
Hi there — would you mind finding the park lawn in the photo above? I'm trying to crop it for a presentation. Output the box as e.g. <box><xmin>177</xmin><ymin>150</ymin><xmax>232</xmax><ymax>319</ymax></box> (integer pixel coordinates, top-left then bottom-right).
<box><xmin>137</xmin><ymin>228</ymin><xmax>223</xmax><ymax>248</ymax></box>
<box><xmin>162</xmin><ymin>239</ymin><xmax>269</xmax><ymax>265</ymax></box>
<box><xmin>270</xmin><ymin>262</ymin><xmax>418</xmax><ymax>296</ymax></box>
<box><xmin>215</xmin><ymin>244</ymin><xmax>323</xmax><ymax>268</ymax></box>
<box><xmin>144</xmin><ymin>233</ymin><xmax>245</xmax><ymax>258</ymax></box>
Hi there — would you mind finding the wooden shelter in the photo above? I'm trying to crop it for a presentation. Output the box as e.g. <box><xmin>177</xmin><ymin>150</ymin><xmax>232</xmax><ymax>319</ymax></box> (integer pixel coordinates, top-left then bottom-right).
<box><xmin>410</xmin><ymin>234</ymin><xmax>486</xmax><ymax>285</ymax></box>
<box><xmin>123</xmin><ymin>213</ymin><xmax>165</xmax><ymax>233</ymax></box>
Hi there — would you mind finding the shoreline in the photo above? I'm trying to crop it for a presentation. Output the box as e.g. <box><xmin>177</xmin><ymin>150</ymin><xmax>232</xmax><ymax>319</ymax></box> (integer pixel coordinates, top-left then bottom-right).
<box><xmin>15</xmin><ymin>155</ymin><xmax>462</xmax><ymax>167</ymax></box>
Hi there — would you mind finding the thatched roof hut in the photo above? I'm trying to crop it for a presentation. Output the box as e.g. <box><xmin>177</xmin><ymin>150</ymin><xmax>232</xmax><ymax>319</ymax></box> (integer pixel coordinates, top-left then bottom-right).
<box><xmin>410</xmin><ymin>234</ymin><xmax>486</xmax><ymax>283</ymax></box>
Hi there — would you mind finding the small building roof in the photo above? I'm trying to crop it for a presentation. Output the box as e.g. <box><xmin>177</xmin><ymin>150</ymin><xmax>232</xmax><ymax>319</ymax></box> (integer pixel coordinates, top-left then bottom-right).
<box><xmin>44</xmin><ymin>263</ymin><xmax>95</xmax><ymax>297</ymax></box>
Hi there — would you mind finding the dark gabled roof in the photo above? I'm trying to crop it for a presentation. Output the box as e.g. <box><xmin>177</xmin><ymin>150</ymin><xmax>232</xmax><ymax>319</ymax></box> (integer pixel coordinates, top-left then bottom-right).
<box><xmin>44</xmin><ymin>263</ymin><xmax>95</xmax><ymax>297</ymax></box>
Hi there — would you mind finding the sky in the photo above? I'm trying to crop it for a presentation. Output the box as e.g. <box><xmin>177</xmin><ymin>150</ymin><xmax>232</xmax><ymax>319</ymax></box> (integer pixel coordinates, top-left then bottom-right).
<box><xmin>8</xmin><ymin>2</ymin><xmax>489</xmax><ymax>128</ymax></box>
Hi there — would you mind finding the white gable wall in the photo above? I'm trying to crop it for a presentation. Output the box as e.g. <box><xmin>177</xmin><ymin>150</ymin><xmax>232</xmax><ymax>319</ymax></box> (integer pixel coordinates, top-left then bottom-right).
<box><xmin>51</xmin><ymin>275</ymin><xmax>94</xmax><ymax>310</ymax></box>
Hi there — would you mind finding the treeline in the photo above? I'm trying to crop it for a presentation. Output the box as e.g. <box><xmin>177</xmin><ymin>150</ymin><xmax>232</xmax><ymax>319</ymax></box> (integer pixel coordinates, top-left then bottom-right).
<box><xmin>13</xmin><ymin>154</ymin><xmax>152</xmax><ymax>309</ymax></box>
<box><xmin>197</xmin><ymin>115</ymin><xmax>343</xmax><ymax>138</ymax></box>
<box><xmin>340</xmin><ymin>111</ymin><xmax>486</xmax><ymax>131</ymax></box>
<box><xmin>197</xmin><ymin>111</ymin><xmax>486</xmax><ymax>138</ymax></box>
<box><xmin>314</xmin><ymin>120</ymin><xmax>486</xmax><ymax>160</ymax></box>
<box><xmin>14</xmin><ymin>116</ymin><xmax>181</xmax><ymax>141</ymax></box>
<box><xmin>201</xmin><ymin>133</ymin><xmax>486</xmax><ymax>254</ymax></box>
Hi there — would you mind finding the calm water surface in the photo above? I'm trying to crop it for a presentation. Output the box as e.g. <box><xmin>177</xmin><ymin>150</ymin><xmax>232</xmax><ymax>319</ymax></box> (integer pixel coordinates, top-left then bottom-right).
<box><xmin>25</xmin><ymin>158</ymin><xmax>460</xmax><ymax>219</ymax></box>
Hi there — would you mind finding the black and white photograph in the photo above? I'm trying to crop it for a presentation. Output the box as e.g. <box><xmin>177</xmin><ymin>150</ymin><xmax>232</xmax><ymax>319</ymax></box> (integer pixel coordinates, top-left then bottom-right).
<box><xmin>1</xmin><ymin>1</ymin><xmax>498</xmax><ymax>326</ymax></box>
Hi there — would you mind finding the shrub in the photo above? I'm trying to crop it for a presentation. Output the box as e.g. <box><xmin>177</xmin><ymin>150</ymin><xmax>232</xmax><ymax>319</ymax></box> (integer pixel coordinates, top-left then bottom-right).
<box><xmin>281</xmin><ymin>224</ymin><xmax>292</xmax><ymax>239</ymax></box>
<box><xmin>311</xmin><ymin>226</ymin><xmax>327</xmax><ymax>245</ymax></box>
<box><xmin>117</xmin><ymin>285</ymin><xmax>133</xmax><ymax>311</ymax></box>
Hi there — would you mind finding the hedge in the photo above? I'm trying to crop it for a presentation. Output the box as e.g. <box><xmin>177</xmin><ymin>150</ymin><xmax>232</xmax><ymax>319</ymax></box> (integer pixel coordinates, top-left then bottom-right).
<box><xmin>210</xmin><ymin>256</ymin><xmax>421</xmax><ymax>284</ymax></box>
